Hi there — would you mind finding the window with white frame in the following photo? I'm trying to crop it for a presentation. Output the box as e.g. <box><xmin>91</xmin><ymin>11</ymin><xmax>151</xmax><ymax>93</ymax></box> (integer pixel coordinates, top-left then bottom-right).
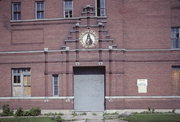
<box><xmin>12</xmin><ymin>2</ymin><xmax>21</xmax><ymax>20</ymax></box>
<box><xmin>52</xmin><ymin>75</ymin><xmax>59</xmax><ymax>96</ymax></box>
<box><xmin>97</xmin><ymin>0</ymin><xmax>106</xmax><ymax>16</ymax></box>
<box><xmin>64</xmin><ymin>0</ymin><xmax>73</xmax><ymax>18</ymax></box>
<box><xmin>12</xmin><ymin>68</ymin><xmax>31</xmax><ymax>97</ymax></box>
<box><xmin>35</xmin><ymin>1</ymin><xmax>44</xmax><ymax>19</ymax></box>
<box><xmin>171</xmin><ymin>27</ymin><xmax>180</xmax><ymax>48</ymax></box>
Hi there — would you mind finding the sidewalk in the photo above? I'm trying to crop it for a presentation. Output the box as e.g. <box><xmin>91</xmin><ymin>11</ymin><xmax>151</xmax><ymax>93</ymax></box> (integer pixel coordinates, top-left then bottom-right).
<box><xmin>71</xmin><ymin>120</ymin><xmax>127</xmax><ymax>122</ymax></box>
<box><xmin>61</xmin><ymin>112</ymin><xmax>128</xmax><ymax>122</ymax></box>
<box><xmin>87</xmin><ymin>120</ymin><xmax>127</xmax><ymax>122</ymax></box>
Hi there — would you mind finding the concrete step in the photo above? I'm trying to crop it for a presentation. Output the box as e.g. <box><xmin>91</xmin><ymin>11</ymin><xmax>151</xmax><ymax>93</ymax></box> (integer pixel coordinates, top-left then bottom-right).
<box><xmin>86</xmin><ymin>120</ymin><xmax>103</xmax><ymax>122</ymax></box>
<box><xmin>62</xmin><ymin>112</ymin><xmax>103</xmax><ymax>120</ymax></box>
<box><xmin>72</xmin><ymin>120</ymin><xmax>86</xmax><ymax>122</ymax></box>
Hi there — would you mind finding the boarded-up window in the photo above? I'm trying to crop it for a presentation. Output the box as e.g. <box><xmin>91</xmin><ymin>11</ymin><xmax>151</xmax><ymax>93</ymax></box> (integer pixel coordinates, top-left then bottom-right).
<box><xmin>172</xmin><ymin>66</ymin><xmax>180</xmax><ymax>95</ymax></box>
<box><xmin>12</xmin><ymin>68</ymin><xmax>31</xmax><ymax>97</ymax></box>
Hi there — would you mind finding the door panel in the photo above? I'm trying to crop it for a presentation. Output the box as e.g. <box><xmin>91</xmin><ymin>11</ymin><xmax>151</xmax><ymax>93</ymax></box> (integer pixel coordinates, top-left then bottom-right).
<box><xmin>172</xmin><ymin>70</ymin><xmax>180</xmax><ymax>95</ymax></box>
<box><xmin>74</xmin><ymin>67</ymin><xmax>105</xmax><ymax>111</ymax></box>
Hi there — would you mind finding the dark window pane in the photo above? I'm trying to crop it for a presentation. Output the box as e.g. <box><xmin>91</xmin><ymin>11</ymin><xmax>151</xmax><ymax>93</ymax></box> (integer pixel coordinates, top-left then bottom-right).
<box><xmin>37</xmin><ymin>2</ymin><xmax>43</xmax><ymax>11</ymax></box>
<box><xmin>54</xmin><ymin>86</ymin><xmax>58</xmax><ymax>95</ymax></box>
<box><xmin>41</xmin><ymin>12</ymin><xmax>44</xmax><ymax>18</ymax></box>
<box><xmin>14</xmin><ymin>75</ymin><xmax>20</xmax><ymax>84</ymax></box>
<box><xmin>37</xmin><ymin>12</ymin><xmax>44</xmax><ymax>19</ymax></box>
<box><xmin>13</xmin><ymin>3</ymin><xmax>20</xmax><ymax>11</ymax></box>
<box><xmin>54</xmin><ymin>80</ymin><xmax>58</xmax><ymax>86</ymax></box>
<box><xmin>14</xmin><ymin>14</ymin><xmax>17</xmax><ymax>20</ymax></box>
<box><xmin>54</xmin><ymin>76</ymin><xmax>58</xmax><ymax>81</ymax></box>
<box><xmin>69</xmin><ymin>10</ymin><xmax>72</xmax><ymax>17</ymax></box>
<box><xmin>18</xmin><ymin>13</ymin><xmax>21</xmax><ymax>20</ymax></box>
<box><xmin>100</xmin><ymin>8</ymin><xmax>105</xmax><ymax>16</ymax></box>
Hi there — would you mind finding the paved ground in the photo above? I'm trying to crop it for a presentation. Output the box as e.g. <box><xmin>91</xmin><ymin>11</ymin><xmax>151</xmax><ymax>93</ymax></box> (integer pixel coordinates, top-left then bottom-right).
<box><xmin>87</xmin><ymin>120</ymin><xmax>127</xmax><ymax>122</ymax></box>
<box><xmin>61</xmin><ymin>112</ymin><xmax>128</xmax><ymax>122</ymax></box>
<box><xmin>71</xmin><ymin>120</ymin><xmax>127</xmax><ymax>122</ymax></box>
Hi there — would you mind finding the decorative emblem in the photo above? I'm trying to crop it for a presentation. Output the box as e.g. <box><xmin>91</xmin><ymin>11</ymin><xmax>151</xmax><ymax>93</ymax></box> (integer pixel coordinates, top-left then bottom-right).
<box><xmin>79</xmin><ymin>30</ymin><xmax>98</xmax><ymax>48</ymax></box>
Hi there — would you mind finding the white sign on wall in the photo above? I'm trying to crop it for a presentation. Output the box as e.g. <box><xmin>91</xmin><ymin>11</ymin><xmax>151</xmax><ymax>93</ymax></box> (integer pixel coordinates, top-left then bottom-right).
<box><xmin>137</xmin><ymin>79</ymin><xmax>148</xmax><ymax>93</ymax></box>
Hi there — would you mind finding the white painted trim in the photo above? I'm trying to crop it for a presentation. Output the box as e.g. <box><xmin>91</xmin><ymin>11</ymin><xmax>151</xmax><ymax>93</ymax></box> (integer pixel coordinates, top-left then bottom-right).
<box><xmin>105</xmin><ymin>109</ymin><xmax>180</xmax><ymax>114</ymax></box>
<box><xmin>0</xmin><ymin>96</ymin><xmax>74</xmax><ymax>100</ymax></box>
<box><xmin>11</xmin><ymin>3</ymin><xmax>14</xmax><ymax>20</ymax></box>
<box><xmin>0</xmin><ymin>50</ymin><xmax>44</xmax><ymax>54</ymax></box>
<box><xmin>35</xmin><ymin>1</ymin><xmax>37</xmax><ymax>19</ymax></box>
<box><xmin>124</xmin><ymin>48</ymin><xmax>180</xmax><ymax>52</ymax></box>
<box><xmin>10</xmin><ymin>16</ymin><xmax>107</xmax><ymax>23</ymax></box>
<box><xmin>1</xmin><ymin>96</ymin><xmax>180</xmax><ymax>100</ymax></box>
<box><xmin>105</xmin><ymin>96</ymin><xmax>180</xmax><ymax>99</ymax></box>
<box><xmin>0</xmin><ymin>48</ymin><xmax>180</xmax><ymax>54</ymax></box>
<box><xmin>95</xmin><ymin>0</ymin><xmax>97</xmax><ymax>16</ymax></box>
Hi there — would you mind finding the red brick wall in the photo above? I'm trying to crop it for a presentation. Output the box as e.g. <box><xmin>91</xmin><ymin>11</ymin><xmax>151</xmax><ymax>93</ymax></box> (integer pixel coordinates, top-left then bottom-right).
<box><xmin>0</xmin><ymin>0</ymin><xmax>180</xmax><ymax>110</ymax></box>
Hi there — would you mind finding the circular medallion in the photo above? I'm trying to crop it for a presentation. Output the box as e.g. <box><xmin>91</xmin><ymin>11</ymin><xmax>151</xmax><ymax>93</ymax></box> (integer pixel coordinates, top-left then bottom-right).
<box><xmin>79</xmin><ymin>30</ymin><xmax>98</xmax><ymax>48</ymax></box>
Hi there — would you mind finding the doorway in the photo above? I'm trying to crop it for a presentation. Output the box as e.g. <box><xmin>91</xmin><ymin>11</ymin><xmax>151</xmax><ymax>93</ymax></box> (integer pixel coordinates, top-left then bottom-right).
<box><xmin>73</xmin><ymin>66</ymin><xmax>105</xmax><ymax>111</ymax></box>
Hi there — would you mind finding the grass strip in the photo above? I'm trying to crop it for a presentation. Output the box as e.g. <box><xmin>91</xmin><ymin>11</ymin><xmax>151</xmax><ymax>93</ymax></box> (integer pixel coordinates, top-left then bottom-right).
<box><xmin>121</xmin><ymin>113</ymin><xmax>180</xmax><ymax>122</ymax></box>
<box><xmin>0</xmin><ymin>117</ymin><xmax>56</xmax><ymax>122</ymax></box>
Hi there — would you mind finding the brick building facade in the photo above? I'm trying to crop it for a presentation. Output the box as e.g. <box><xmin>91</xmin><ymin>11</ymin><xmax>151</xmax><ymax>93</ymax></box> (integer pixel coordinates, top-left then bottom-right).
<box><xmin>0</xmin><ymin>0</ymin><xmax>180</xmax><ymax>111</ymax></box>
